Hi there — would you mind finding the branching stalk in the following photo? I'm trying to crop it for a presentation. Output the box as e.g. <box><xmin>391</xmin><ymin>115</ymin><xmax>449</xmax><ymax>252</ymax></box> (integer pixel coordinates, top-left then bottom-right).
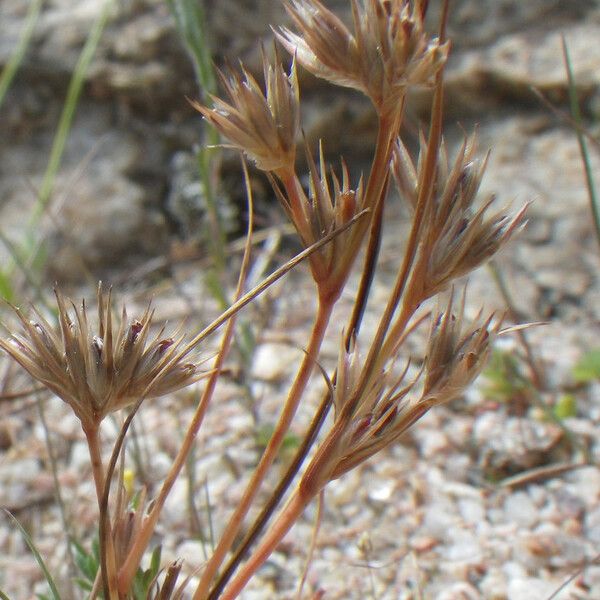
<box><xmin>193</xmin><ymin>296</ymin><xmax>334</xmax><ymax>599</ymax></box>
<box><xmin>219</xmin><ymin>489</ymin><xmax>312</xmax><ymax>600</ymax></box>
<box><xmin>118</xmin><ymin>161</ymin><xmax>257</xmax><ymax>593</ymax></box>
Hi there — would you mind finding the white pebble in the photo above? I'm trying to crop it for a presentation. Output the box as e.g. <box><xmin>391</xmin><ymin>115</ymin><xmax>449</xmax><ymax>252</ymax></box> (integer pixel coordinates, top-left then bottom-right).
<box><xmin>503</xmin><ymin>491</ymin><xmax>539</xmax><ymax>528</ymax></box>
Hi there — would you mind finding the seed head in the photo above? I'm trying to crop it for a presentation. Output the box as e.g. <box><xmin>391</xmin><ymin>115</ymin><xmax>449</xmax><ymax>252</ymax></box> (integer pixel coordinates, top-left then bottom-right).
<box><xmin>0</xmin><ymin>286</ymin><xmax>202</xmax><ymax>429</ymax></box>
<box><xmin>309</xmin><ymin>295</ymin><xmax>500</xmax><ymax>483</ymax></box>
<box><xmin>393</xmin><ymin>135</ymin><xmax>527</xmax><ymax>297</ymax></box>
<box><xmin>271</xmin><ymin>143</ymin><xmax>365</xmax><ymax>291</ymax></box>
<box><xmin>192</xmin><ymin>52</ymin><xmax>299</xmax><ymax>174</ymax></box>
<box><xmin>308</xmin><ymin>335</ymin><xmax>416</xmax><ymax>482</ymax></box>
<box><xmin>278</xmin><ymin>0</ymin><xmax>448</xmax><ymax>113</ymax></box>
<box><xmin>423</xmin><ymin>292</ymin><xmax>500</xmax><ymax>401</ymax></box>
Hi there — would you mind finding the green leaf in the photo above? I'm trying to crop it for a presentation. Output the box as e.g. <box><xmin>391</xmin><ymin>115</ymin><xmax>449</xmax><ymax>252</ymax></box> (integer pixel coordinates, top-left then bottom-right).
<box><xmin>281</xmin><ymin>432</ymin><xmax>302</xmax><ymax>453</ymax></box>
<box><xmin>3</xmin><ymin>510</ymin><xmax>60</xmax><ymax>600</ymax></box>
<box><xmin>572</xmin><ymin>349</ymin><xmax>600</xmax><ymax>383</ymax></box>
<box><xmin>0</xmin><ymin>0</ymin><xmax>43</xmax><ymax>110</ymax></box>
<box><xmin>481</xmin><ymin>350</ymin><xmax>530</xmax><ymax>402</ymax></box>
<box><xmin>149</xmin><ymin>545</ymin><xmax>162</xmax><ymax>579</ymax></box>
<box><xmin>73</xmin><ymin>578</ymin><xmax>93</xmax><ymax>592</ymax></box>
<box><xmin>563</xmin><ymin>38</ymin><xmax>600</xmax><ymax>250</ymax></box>
<box><xmin>0</xmin><ymin>587</ymin><xmax>12</xmax><ymax>600</ymax></box>
<box><xmin>554</xmin><ymin>394</ymin><xmax>577</xmax><ymax>420</ymax></box>
<box><xmin>72</xmin><ymin>539</ymin><xmax>98</xmax><ymax>582</ymax></box>
<box><xmin>255</xmin><ymin>424</ymin><xmax>301</xmax><ymax>459</ymax></box>
<box><xmin>0</xmin><ymin>269</ymin><xmax>15</xmax><ymax>303</ymax></box>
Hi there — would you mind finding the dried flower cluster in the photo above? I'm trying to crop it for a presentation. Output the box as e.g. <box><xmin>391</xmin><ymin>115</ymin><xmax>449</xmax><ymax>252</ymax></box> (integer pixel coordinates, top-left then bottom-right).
<box><xmin>278</xmin><ymin>0</ymin><xmax>449</xmax><ymax>112</ymax></box>
<box><xmin>300</xmin><ymin>293</ymin><xmax>500</xmax><ymax>490</ymax></box>
<box><xmin>0</xmin><ymin>1</ymin><xmax>531</xmax><ymax>598</ymax></box>
<box><xmin>0</xmin><ymin>286</ymin><xmax>200</xmax><ymax>429</ymax></box>
<box><xmin>270</xmin><ymin>145</ymin><xmax>366</xmax><ymax>289</ymax></box>
<box><xmin>394</xmin><ymin>135</ymin><xmax>528</xmax><ymax>298</ymax></box>
<box><xmin>191</xmin><ymin>56</ymin><xmax>299</xmax><ymax>175</ymax></box>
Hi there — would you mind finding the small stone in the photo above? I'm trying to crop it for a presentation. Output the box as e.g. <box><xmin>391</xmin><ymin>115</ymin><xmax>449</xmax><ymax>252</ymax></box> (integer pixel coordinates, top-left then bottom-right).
<box><xmin>479</xmin><ymin>567</ymin><xmax>508</xmax><ymax>600</ymax></box>
<box><xmin>458</xmin><ymin>498</ymin><xmax>486</xmax><ymax>525</ymax></box>
<box><xmin>506</xmin><ymin>577</ymin><xmax>561</xmax><ymax>600</ymax></box>
<box><xmin>436</xmin><ymin>582</ymin><xmax>480</xmax><ymax>600</ymax></box>
<box><xmin>503</xmin><ymin>491</ymin><xmax>539</xmax><ymax>528</ymax></box>
<box><xmin>368</xmin><ymin>482</ymin><xmax>393</xmax><ymax>503</ymax></box>
<box><xmin>252</xmin><ymin>343</ymin><xmax>299</xmax><ymax>382</ymax></box>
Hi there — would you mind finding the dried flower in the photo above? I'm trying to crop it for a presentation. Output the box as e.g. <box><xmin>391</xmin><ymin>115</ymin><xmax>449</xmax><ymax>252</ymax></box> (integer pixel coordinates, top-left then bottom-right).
<box><xmin>192</xmin><ymin>52</ymin><xmax>299</xmax><ymax>174</ymax></box>
<box><xmin>278</xmin><ymin>0</ymin><xmax>449</xmax><ymax>112</ymax></box>
<box><xmin>270</xmin><ymin>143</ymin><xmax>365</xmax><ymax>292</ymax></box>
<box><xmin>394</xmin><ymin>135</ymin><xmax>527</xmax><ymax>298</ymax></box>
<box><xmin>325</xmin><ymin>335</ymin><xmax>416</xmax><ymax>480</ymax></box>
<box><xmin>423</xmin><ymin>293</ymin><xmax>500</xmax><ymax>401</ymax></box>
<box><xmin>306</xmin><ymin>293</ymin><xmax>499</xmax><ymax>483</ymax></box>
<box><xmin>0</xmin><ymin>286</ymin><xmax>201</xmax><ymax>429</ymax></box>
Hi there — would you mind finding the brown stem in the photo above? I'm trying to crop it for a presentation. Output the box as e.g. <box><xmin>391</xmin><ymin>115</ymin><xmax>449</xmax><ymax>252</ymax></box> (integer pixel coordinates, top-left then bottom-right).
<box><xmin>117</xmin><ymin>329</ymin><xmax>233</xmax><ymax>593</ymax></box>
<box><xmin>118</xmin><ymin>160</ymin><xmax>258</xmax><ymax>593</ymax></box>
<box><xmin>346</xmin><ymin>174</ymin><xmax>388</xmax><ymax>339</ymax></box>
<box><xmin>84</xmin><ymin>423</ymin><xmax>119</xmax><ymax>600</ymax></box>
<box><xmin>193</xmin><ymin>297</ymin><xmax>334</xmax><ymax>599</ymax></box>
<box><xmin>352</xmin><ymin>69</ymin><xmax>447</xmax><ymax>408</ymax></box>
<box><xmin>218</xmin><ymin>489</ymin><xmax>312</xmax><ymax>600</ymax></box>
<box><xmin>208</xmin><ymin>391</ymin><xmax>332</xmax><ymax>599</ymax></box>
<box><xmin>331</xmin><ymin>108</ymin><xmax>401</xmax><ymax>296</ymax></box>
<box><xmin>208</xmin><ymin>109</ymin><xmax>402</xmax><ymax>595</ymax></box>
<box><xmin>218</xmin><ymin>405</ymin><xmax>350</xmax><ymax>600</ymax></box>
<box><xmin>173</xmin><ymin>209</ymin><xmax>367</xmax><ymax>363</ymax></box>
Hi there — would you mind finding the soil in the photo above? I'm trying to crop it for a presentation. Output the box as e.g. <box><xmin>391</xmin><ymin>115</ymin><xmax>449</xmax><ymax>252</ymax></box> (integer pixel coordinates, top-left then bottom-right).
<box><xmin>1</xmin><ymin>1</ymin><xmax>600</xmax><ymax>599</ymax></box>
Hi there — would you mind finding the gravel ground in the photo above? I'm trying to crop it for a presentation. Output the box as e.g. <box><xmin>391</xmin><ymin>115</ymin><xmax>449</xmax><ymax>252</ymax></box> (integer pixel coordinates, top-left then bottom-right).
<box><xmin>3</xmin><ymin>1</ymin><xmax>600</xmax><ymax>599</ymax></box>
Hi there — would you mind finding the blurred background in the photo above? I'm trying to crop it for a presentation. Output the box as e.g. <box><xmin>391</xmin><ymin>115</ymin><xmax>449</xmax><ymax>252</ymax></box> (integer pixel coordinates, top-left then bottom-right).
<box><xmin>3</xmin><ymin>1</ymin><xmax>600</xmax><ymax>598</ymax></box>
<box><xmin>1</xmin><ymin>0</ymin><xmax>598</xmax><ymax>293</ymax></box>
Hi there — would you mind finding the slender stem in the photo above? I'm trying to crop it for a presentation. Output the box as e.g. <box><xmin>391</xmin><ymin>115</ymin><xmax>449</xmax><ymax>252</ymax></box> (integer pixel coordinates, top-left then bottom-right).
<box><xmin>174</xmin><ymin>209</ymin><xmax>367</xmax><ymax>362</ymax></box>
<box><xmin>331</xmin><ymin>109</ymin><xmax>401</xmax><ymax>300</ymax></box>
<box><xmin>219</xmin><ymin>490</ymin><xmax>312</xmax><ymax>600</ymax></box>
<box><xmin>208</xmin><ymin>109</ymin><xmax>402</xmax><ymax>594</ymax></box>
<box><xmin>193</xmin><ymin>297</ymin><xmax>334</xmax><ymax>599</ymax></box>
<box><xmin>296</xmin><ymin>489</ymin><xmax>324</xmax><ymax>600</ymax></box>
<box><xmin>562</xmin><ymin>37</ymin><xmax>600</xmax><ymax>251</ymax></box>
<box><xmin>118</xmin><ymin>158</ymin><xmax>259</xmax><ymax>592</ymax></box>
<box><xmin>347</xmin><ymin>174</ymin><xmax>388</xmax><ymax>337</ymax></box>
<box><xmin>354</xmin><ymin>73</ymin><xmax>446</xmax><ymax>405</ymax></box>
<box><xmin>83</xmin><ymin>423</ymin><xmax>119</xmax><ymax>600</ymax></box>
<box><xmin>208</xmin><ymin>390</ymin><xmax>332</xmax><ymax>599</ymax></box>
<box><xmin>488</xmin><ymin>260</ymin><xmax>545</xmax><ymax>389</ymax></box>
<box><xmin>117</xmin><ymin>352</ymin><xmax>222</xmax><ymax>592</ymax></box>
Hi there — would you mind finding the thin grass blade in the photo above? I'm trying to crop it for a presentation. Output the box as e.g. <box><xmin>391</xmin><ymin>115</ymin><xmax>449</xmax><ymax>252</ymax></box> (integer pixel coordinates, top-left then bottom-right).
<box><xmin>34</xmin><ymin>0</ymin><xmax>113</xmax><ymax>218</ymax></box>
<box><xmin>0</xmin><ymin>0</ymin><xmax>43</xmax><ymax>109</ymax></box>
<box><xmin>2</xmin><ymin>509</ymin><xmax>61</xmax><ymax>600</ymax></box>
<box><xmin>562</xmin><ymin>36</ymin><xmax>600</xmax><ymax>250</ymax></box>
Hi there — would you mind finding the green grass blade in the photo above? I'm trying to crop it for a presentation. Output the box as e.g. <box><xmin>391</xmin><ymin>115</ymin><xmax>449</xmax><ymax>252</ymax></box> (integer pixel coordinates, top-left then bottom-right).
<box><xmin>167</xmin><ymin>0</ymin><xmax>226</xmax><ymax>264</ymax></box>
<box><xmin>33</xmin><ymin>0</ymin><xmax>113</xmax><ymax>219</ymax></box>
<box><xmin>2</xmin><ymin>509</ymin><xmax>61</xmax><ymax>600</ymax></box>
<box><xmin>166</xmin><ymin>0</ymin><xmax>217</xmax><ymax>101</ymax></box>
<box><xmin>0</xmin><ymin>0</ymin><xmax>44</xmax><ymax>109</ymax></box>
<box><xmin>168</xmin><ymin>0</ymin><xmax>225</xmax><ymax>256</ymax></box>
<box><xmin>562</xmin><ymin>36</ymin><xmax>600</xmax><ymax>250</ymax></box>
<box><xmin>0</xmin><ymin>228</ymin><xmax>49</xmax><ymax>306</ymax></box>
